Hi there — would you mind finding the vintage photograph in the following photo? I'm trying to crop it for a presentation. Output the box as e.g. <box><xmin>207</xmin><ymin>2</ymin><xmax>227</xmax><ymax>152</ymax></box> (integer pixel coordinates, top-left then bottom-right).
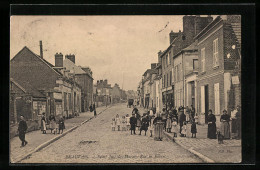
<box><xmin>10</xmin><ymin>15</ymin><xmax>241</xmax><ymax>163</ymax></box>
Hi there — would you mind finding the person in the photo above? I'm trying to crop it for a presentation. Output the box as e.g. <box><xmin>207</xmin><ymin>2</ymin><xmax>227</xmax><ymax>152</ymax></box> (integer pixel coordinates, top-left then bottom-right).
<box><xmin>166</xmin><ymin>114</ymin><xmax>172</xmax><ymax>133</ymax></box>
<box><xmin>194</xmin><ymin>113</ymin><xmax>199</xmax><ymax>124</ymax></box>
<box><xmin>178</xmin><ymin>107</ymin><xmax>186</xmax><ymax>134</ymax></box>
<box><xmin>153</xmin><ymin>113</ymin><xmax>163</xmax><ymax>141</ymax></box>
<box><xmin>220</xmin><ymin>110</ymin><xmax>230</xmax><ymax>139</ymax></box>
<box><xmin>136</xmin><ymin>112</ymin><xmax>141</xmax><ymax>130</ymax></box>
<box><xmin>171</xmin><ymin>117</ymin><xmax>178</xmax><ymax>137</ymax></box>
<box><xmin>190</xmin><ymin>105</ymin><xmax>195</xmax><ymax>120</ymax></box>
<box><xmin>58</xmin><ymin>116</ymin><xmax>65</xmax><ymax>134</ymax></box>
<box><xmin>115</xmin><ymin>114</ymin><xmax>121</xmax><ymax>131</ymax></box>
<box><xmin>132</xmin><ymin>106</ymin><xmax>139</xmax><ymax>114</ymax></box>
<box><xmin>230</xmin><ymin>106</ymin><xmax>239</xmax><ymax>139</ymax></box>
<box><xmin>181</xmin><ymin>121</ymin><xmax>187</xmax><ymax>137</ymax></box>
<box><xmin>125</xmin><ymin>114</ymin><xmax>131</xmax><ymax>130</ymax></box>
<box><xmin>130</xmin><ymin>113</ymin><xmax>137</xmax><ymax>135</ymax></box>
<box><xmin>111</xmin><ymin>118</ymin><xmax>116</xmax><ymax>131</ymax></box>
<box><xmin>121</xmin><ymin>116</ymin><xmax>126</xmax><ymax>131</ymax></box>
<box><xmin>185</xmin><ymin>106</ymin><xmax>190</xmax><ymax>123</ymax></box>
<box><xmin>41</xmin><ymin>113</ymin><xmax>47</xmax><ymax>134</ymax></box>
<box><xmin>89</xmin><ymin>104</ymin><xmax>93</xmax><ymax>112</ymax></box>
<box><xmin>149</xmin><ymin>115</ymin><xmax>155</xmax><ymax>137</ymax></box>
<box><xmin>172</xmin><ymin>107</ymin><xmax>178</xmax><ymax>124</ymax></box>
<box><xmin>17</xmin><ymin>115</ymin><xmax>28</xmax><ymax>147</ymax></box>
<box><xmin>191</xmin><ymin>118</ymin><xmax>197</xmax><ymax>138</ymax></box>
<box><xmin>139</xmin><ymin>113</ymin><xmax>149</xmax><ymax>136</ymax></box>
<box><xmin>161</xmin><ymin>108</ymin><xmax>167</xmax><ymax>130</ymax></box>
<box><xmin>94</xmin><ymin>108</ymin><xmax>97</xmax><ymax>118</ymax></box>
<box><xmin>49</xmin><ymin>114</ymin><xmax>56</xmax><ymax>134</ymax></box>
<box><xmin>207</xmin><ymin>109</ymin><xmax>217</xmax><ymax>139</ymax></box>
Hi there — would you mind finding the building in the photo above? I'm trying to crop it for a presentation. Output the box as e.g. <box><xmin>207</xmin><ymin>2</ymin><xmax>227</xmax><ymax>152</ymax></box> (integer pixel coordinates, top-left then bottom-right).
<box><xmin>111</xmin><ymin>83</ymin><xmax>121</xmax><ymax>103</ymax></box>
<box><xmin>94</xmin><ymin>79</ymin><xmax>112</xmax><ymax>106</ymax></box>
<box><xmin>57</xmin><ymin>54</ymin><xmax>94</xmax><ymax>112</ymax></box>
<box><xmin>160</xmin><ymin>15</ymin><xmax>213</xmax><ymax>110</ymax></box>
<box><xmin>195</xmin><ymin>15</ymin><xmax>241</xmax><ymax>125</ymax></box>
<box><xmin>10</xmin><ymin>46</ymin><xmax>82</xmax><ymax>123</ymax></box>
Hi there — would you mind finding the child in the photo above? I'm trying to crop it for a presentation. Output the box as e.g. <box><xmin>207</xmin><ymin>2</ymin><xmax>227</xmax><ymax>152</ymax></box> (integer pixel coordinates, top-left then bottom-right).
<box><xmin>148</xmin><ymin>115</ymin><xmax>155</xmax><ymax>137</ymax></box>
<box><xmin>191</xmin><ymin>118</ymin><xmax>197</xmax><ymax>138</ymax></box>
<box><xmin>125</xmin><ymin>114</ymin><xmax>130</xmax><ymax>131</ymax></box>
<box><xmin>181</xmin><ymin>121</ymin><xmax>187</xmax><ymax>137</ymax></box>
<box><xmin>194</xmin><ymin>114</ymin><xmax>199</xmax><ymax>124</ymax></box>
<box><xmin>58</xmin><ymin>116</ymin><xmax>65</xmax><ymax>134</ymax></box>
<box><xmin>111</xmin><ymin>118</ymin><xmax>116</xmax><ymax>131</ymax></box>
<box><xmin>171</xmin><ymin>117</ymin><xmax>178</xmax><ymax>137</ymax></box>
<box><xmin>115</xmin><ymin>114</ymin><xmax>121</xmax><ymax>131</ymax></box>
<box><xmin>121</xmin><ymin>116</ymin><xmax>126</xmax><ymax>131</ymax></box>
<box><xmin>166</xmin><ymin>114</ymin><xmax>172</xmax><ymax>133</ymax></box>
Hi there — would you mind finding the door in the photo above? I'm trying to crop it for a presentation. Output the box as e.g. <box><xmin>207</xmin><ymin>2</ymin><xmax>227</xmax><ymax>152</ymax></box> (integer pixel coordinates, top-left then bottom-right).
<box><xmin>205</xmin><ymin>85</ymin><xmax>209</xmax><ymax>123</ymax></box>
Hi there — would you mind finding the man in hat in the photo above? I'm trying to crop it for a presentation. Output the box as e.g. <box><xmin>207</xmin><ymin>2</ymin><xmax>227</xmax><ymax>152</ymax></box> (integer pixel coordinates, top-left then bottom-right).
<box><xmin>17</xmin><ymin>115</ymin><xmax>28</xmax><ymax>147</ymax></box>
<box><xmin>130</xmin><ymin>113</ymin><xmax>137</xmax><ymax>135</ymax></box>
<box><xmin>139</xmin><ymin>113</ymin><xmax>149</xmax><ymax>136</ymax></box>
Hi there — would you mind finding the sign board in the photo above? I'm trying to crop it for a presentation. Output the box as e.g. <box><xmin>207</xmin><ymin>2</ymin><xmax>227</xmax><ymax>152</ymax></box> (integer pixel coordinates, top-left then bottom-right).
<box><xmin>53</xmin><ymin>92</ymin><xmax>62</xmax><ymax>100</ymax></box>
<box><xmin>232</xmin><ymin>76</ymin><xmax>240</xmax><ymax>85</ymax></box>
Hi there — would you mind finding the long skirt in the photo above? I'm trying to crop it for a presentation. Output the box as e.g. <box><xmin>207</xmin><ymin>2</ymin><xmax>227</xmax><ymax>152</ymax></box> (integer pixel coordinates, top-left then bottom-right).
<box><xmin>207</xmin><ymin>123</ymin><xmax>216</xmax><ymax>139</ymax></box>
<box><xmin>231</xmin><ymin>119</ymin><xmax>238</xmax><ymax>133</ymax></box>
<box><xmin>50</xmin><ymin>120</ymin><xmax>56</xmax><ymax>130</ymax></box>
<box><xmin>136</xmin><ymin>119</ymin><xmax>141</xmax><ymax>127</ymax></box>
<box><xmin>166</xmin><ymin>119</ymin><xmax>172</xmax><ymax>129</ymax></box>
<box><xmin>41</xmin><ymin>120</ymin><xmax>46</xmax><ymax>131</ymax></box>
<box><xmin>172</xmin><ymin>125</ymin><xmax>178</xmax><ymax>133</ymax></box>
<box><xmin>220</xmin><ymin>122</ymin><xmax>230</xmax><ymax>139</ymax></box>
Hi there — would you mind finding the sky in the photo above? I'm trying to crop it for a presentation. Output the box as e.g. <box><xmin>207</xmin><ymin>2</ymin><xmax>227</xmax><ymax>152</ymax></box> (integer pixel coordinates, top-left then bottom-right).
<box><xmin>10</xmin><ymin>15</ymin><xmax>214</xmax><ymax>91</ymax></box>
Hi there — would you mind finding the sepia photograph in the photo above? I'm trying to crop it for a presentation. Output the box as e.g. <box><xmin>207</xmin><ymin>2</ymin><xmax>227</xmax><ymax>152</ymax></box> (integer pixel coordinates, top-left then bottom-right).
<box><xmin>10</xmin><ymin>14</ymin><xmax>242</xmax><ymax>164</ymax></box>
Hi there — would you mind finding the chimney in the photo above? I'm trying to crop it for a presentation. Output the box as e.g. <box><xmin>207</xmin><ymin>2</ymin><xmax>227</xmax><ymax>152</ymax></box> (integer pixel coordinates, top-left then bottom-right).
<box><xmin>65</xmin><ymin>54</ymin><xmax>75</xmax><ymax>64</ymax></box>
<box><xmin>169</xmin><ymin>30</ymin><xmax>179</xmax><ymax>44</ymax></box>
<box><xmin>39</xmin><ymin>40</ymin><xmax>43</xmax><ymax>58</ymax></box>
<box><xmin>158</xmin><ymin>50</ymin><xmax>162</xmax><ymax>64</ymax></box>
<box><xmin>151</xmin><ymin>63</ymin><xmax>157</xmax><ymax>69</ymax></box>
<box><xmin>55</xmin><ymin>52</ymin><xmax>63</xmax><ymax>67</ymax></box>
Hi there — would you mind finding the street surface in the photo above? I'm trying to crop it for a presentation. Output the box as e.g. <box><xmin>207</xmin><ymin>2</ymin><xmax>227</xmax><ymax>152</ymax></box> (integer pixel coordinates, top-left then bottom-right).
<box><xmin>21</xmin><ymin>104</ymin><xmax>201</xmax><ymax>163</ymax></box>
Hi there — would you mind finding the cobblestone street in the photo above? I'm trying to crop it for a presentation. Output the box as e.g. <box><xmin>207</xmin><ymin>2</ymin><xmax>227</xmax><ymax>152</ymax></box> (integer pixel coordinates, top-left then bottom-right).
<box><xmin>21</xmin><ymin>104</ymin><xmax>201</xmax><ymax>163</ymax></box>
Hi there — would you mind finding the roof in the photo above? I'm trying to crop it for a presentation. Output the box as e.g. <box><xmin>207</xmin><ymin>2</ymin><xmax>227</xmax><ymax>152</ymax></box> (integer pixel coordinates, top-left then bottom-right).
<box><xmin>142</xmin><ymin>68</ymin><xmax>158</xmax><ymax>76</ymax></box>
<box><xmin>64</xmin><ymin>58</ymin><xmax>86</xmax><ymax>74</ymax></box>
<box><xmin>10</xmin><ymin>78</ymin><xmax>46</xmax><ymax>98</ymax></box>
<box><xmin>173</xmin><ymin>41</ymin><xmax>198</xmax><ymax>59</ymax></box>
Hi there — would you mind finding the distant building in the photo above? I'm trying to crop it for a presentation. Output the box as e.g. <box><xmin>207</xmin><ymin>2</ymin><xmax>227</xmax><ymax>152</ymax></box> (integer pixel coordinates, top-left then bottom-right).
<box><xmin>94</xmin><ymin>79</ymin><xmax>112</xmax><ymax>106</ymax></box>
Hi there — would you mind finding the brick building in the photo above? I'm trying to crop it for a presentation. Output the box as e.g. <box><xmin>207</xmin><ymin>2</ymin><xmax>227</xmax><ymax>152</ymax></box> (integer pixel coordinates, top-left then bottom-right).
<box><xmin>10</xmin><ymin>47</ymin><xmax>82</xmax><ymax>124</ymax></box>
<box><xmin>195</xmin><ymin>15</ymin><xmax>241</xmax><ymax>125</ymax></box>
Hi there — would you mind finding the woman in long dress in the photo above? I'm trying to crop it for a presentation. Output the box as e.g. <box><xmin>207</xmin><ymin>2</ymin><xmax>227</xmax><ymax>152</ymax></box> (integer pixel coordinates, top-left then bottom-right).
<box><xmin>125</xmin><ymin>114</ymin><xmax>130</xmax><ymax>130</ymax></box>
<box><xmin>207</xmin><ymin>110</ymin><xmax>216</xmax><ymax>139</ymax></box>
<box><xmin>49</xmin><ymin>114</ymin><xmax>56</xmax><ymax>134</ymax></box>
<box><xmin>41</xmin><ymin>113</ymin><xmax>47</xmax><ymax>134</ymax></box>
<box><xmin>166</xmin><ymin>114</ymin><xmax>172</xmax><ymax>132</ymax></box>
<box><xmin>220</xmin><ymin>110</ymin><xmax>231</xmax><ymax>139</ymax></box>
<box><xmin>136</xmin><ymin>112</ymin><xmax>141</xmax><ymax>130</ymax></box>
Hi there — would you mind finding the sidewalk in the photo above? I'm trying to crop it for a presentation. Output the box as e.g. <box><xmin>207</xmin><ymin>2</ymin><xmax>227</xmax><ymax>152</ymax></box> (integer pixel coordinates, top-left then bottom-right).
<box><xmin>163</xmin><ymin>123</ymin><xmax>241</xmax><ymax>163</ymax></box>
<box><xmin>10</xmin><ymin>105</ymin><xmax>109</xmax><ymax>163</ymax></box>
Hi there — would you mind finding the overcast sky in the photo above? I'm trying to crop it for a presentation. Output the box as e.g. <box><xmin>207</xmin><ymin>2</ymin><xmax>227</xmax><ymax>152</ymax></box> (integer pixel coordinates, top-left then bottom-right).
<box><xmin>10</xmin><ymin>15</ymin><xmax>214</xmax><ymax>91</ymax></box>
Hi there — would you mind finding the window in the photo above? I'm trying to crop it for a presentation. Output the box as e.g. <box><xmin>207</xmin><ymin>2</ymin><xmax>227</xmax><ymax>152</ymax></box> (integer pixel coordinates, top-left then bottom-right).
<box><xmin>168</xmin><ymin>52</ymin><xmax>171</xmax><ymax>65</ymax></box>
<box><xmin>201</xmin><ymin>86</ymin><xmax>205</xmax><ymax>113</ymax></box>
<box><xmin>68</xmin><ymin>93</ymin><xmax>72</xmax><ymax>110</ymax></box>
<box><xmin>201</xmin><ymin>48</ymin><xmax>206</xmax><ymax>72</ymax></box>
<box><xmin>64</xmin><ymin>92</ymin><xmax>67</xmax><ymax>111</ymax></box>
<box><xmin>170</xmin><ymin>71</ymin><xmax>172</xmax><ymax>85</ymax></box>
<box><xmin>167</xmin><ymin>73</ymin><xmax>168</xmax><ymax>87</ymax></box>
<box><xmin>193</xmin><ymin>59</ymin><xmax>198</xmax><ymax>70</ymax></box>
<box><xmin>213</xmin><ymin>38</ymin><xmax>219</xmax><ymax>67</ymax></box>
<box><xmin>214</xmin><ymin>83</ymin><xmax>220</xmax><ymax>115</ymax></box>
<box><xmin>164</xmin><ymin>75</ymin><xmax>166</xmax><ymax>88</ymax></box>
<box><xmin>166</xmin><ymin>54</ymin><xmax>168</xmax><ymax>66</ymax></box>
<box><xmin>172</xmin><ymin>68</ymin><xmax>174</xmax><ymax>83</ymax></box>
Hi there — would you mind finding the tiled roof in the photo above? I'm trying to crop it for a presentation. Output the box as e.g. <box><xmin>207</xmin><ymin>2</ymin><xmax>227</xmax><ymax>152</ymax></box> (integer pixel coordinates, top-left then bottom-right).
<box><xmin>10</xmin><ymin>78</ymin><xmax>46</xmax><ymax>98</ymax></box>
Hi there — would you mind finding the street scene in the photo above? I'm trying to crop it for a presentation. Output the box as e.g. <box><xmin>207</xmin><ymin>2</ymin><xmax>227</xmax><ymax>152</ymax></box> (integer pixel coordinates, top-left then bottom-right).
<box><xmin>10</xmin><ymin>15</ymin><xmax>241</xmax><ymax>164</ymax></box>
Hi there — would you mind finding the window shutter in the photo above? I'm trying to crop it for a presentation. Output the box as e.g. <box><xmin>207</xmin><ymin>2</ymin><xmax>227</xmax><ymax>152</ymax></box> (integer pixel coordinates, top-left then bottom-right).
<box><xmin>201</xmin><ymin>86</ymin><xmax>205</xmax><ymax>113</ymax></box>
<box><xmin>214</xmin><ymin>83</ymin><xmax>220</xmax><ymax>115</ymax></box>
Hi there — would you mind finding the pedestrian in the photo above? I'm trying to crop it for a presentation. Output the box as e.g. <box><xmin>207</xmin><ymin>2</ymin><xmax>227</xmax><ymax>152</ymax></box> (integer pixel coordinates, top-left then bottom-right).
<box><xmin>136</xmin><ymin>112</ymin><xmax>141</xmax><ymax>130</ymax></box>
<box><xmin>181</xmin><ymin>121</ymin><xmax>187</xmax><ymax>137</ymax></box>
<box><xmin>125</xmin><ymin>114</ymin><xmax>130</xmax><ymax>130</ymax></box>
<box><xmin>190</xmin><ymin>105</ymin><xmax>195</xmax><ymax>120</ymax></box>
<box><xmin>171</xmin><ymin>117</ymin><xmax>178</xmax><ymax>137</ymax></box>
<box><xmin>191</xmin><ymin>118</ymin><xmax>197</xmax><ymax>138</ymax></box>
<box><xmin>139</xmin><ymin>113</ymin><xmax>149</xmax><ymax>136</ymax></box>
<box><xmin>173</xmin><ymin>107</ymin><xmax>178</xmax><ymax>124</ymax></box>
<box><xmin>230</xmin><ymin>106</ymin><xmax>239</xmax><ymax>139</ymax></box>
<box><xmin>111</xmin><ymin>118</ymin><xmax>116</xmax><ymax>131</ymax></box>
<box><xmin>94</xmin><ymin>108</ymin><xmax>97</xmax><ymax>117</ymax></box>
<box><xmin>161</xmin><ymin>108</ymin><xmax>167</xmax><ymax>130</ymax></box>
<box><xmin>49</xmin><ymin>114</ymin><xmax>56</xmax><ymax>134</ymax></box>
<box><xmin>58</xmin><ymin>116</ymin><xmax>65</xmax><ymax>134</ymax></box>
<box><xmin>148</xmin><ymin>115</ymin><xmax>155</xmax><ymax>137</ymax></box>
<box><xmin>41</xmin><ymin>113</ymin><xmax>47</xmax><ymax>134</ymax></box>
<box><xmin>185</xmin><ymin>106</ymin><xmax>190</xmax><ymax>123</ymax></box>
<box><xmin>220</xmin><ymin>109</ymin><xmax>231</xmax><ymax>139</ymax></box>
<box><xmin>89</xmin><ymin>104</ymin><xmax>93</xmax><ymax>112</ymax></box>
<box><xmin>194</xmin><ymin>113</ymin><xmax>199</xmax><ymax>124</ymax></box>
<box><xmin>178</xmin><ymin>107</ymin><xmax>186</xmax><ymax>134</ymax></box>
<box><xmin>235</xmin><ymin>105</ymin><xmax>241</xmax><ymax>139</ymax></box>
<box><xmin>17</xmin><ymin>115</ymin><xmax>28</xmax><ymax>147</ymax></box>
<box><xmin>207</xmin><ymin>109</ymin><xmax>217</xmax><ymax>139</ymax></box>
<box><xmin>153</xmin><ymin>113</ymin><xmax>163</xmax><ymax>141</ymax></box>
<box><xmin>132</xmin><ymin>106</ymin><xmax>139</xmax><ymax>114</ymax></box>
<box><xmin>130</xmin><ymin>113</ymin><xmax>137</xmax><ymax>135</ymax></box>
<box><xmin>166</xmin><ymin>114</ymin><xmax>172</xmax><ymax>133</ymax></box>
<box><xmin>121</xmin><ymin>116</ymin><xmax>126</xmax><ymax>131</ymax></box>
<box><xmin>115</xmin><ymin>114</ymin><xmax>121</xmax><ymax>131</ymax></box>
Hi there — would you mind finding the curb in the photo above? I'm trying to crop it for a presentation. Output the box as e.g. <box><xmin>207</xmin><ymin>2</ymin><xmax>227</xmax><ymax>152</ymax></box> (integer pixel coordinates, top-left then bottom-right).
<box><xmin>163</xmin><ymin>131</ymin><xmax>215</xmax><ymax>163</ymax></box>
<box><xmin>14</xmin><ymin>106</ymin><xmax>111</xmax><ymax>163</ymax></box>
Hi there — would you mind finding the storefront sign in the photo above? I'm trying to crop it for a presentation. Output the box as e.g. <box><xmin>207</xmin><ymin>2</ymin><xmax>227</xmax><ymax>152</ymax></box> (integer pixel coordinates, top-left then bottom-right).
<box><xmin>53</xmin><ymin>92</ymin><xmax>62</xmax><ymax>100</ymax></box>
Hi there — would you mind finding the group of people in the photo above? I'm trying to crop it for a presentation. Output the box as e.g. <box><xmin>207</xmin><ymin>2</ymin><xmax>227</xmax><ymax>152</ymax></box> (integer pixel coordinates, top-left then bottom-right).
<box><xmin>207</xmin><ymin>105</ymin><xmax>241</xmax><ymax>140</ymax></box>
<box><xmin>111</xmin><ymin>114</ymin><xmax>131</xmax><ymax>131</ymax></box>
<box><xmin>40</xmin><ymin>113</ymin><xmax>65</xmax><ymax>135</ymax></box>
